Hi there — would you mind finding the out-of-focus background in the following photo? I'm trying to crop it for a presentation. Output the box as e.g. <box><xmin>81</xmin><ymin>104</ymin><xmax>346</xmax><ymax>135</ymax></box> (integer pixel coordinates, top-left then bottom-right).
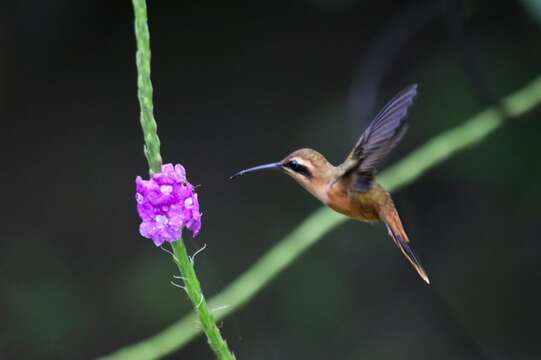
<box><xmin>2</xmin><ymin>0</ymin><xmax>541</xmax><ymax>359</ymax></box>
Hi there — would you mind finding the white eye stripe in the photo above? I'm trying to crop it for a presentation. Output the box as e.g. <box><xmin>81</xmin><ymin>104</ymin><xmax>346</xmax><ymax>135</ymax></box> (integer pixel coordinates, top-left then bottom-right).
<box><xmin>286</xmin><ymin>158</ymin><xmax>313</xmax><ymax>179</ymax></box>
<box><xmin>291</xmin><ymin>158</ymin><xmax>309</xmax><ymax>168</ymax></box>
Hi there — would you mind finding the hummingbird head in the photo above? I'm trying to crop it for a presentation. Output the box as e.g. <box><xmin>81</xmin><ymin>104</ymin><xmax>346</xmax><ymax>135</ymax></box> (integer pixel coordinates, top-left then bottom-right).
<box><xmin>280</xmin><ymin>148</ymin><xmax>324</xmax><ymax>183</ymax></box>
<box><xmin>230</xmin><ymin>148</ymin><xmax>334</xmax><ymax>202</ymax></box>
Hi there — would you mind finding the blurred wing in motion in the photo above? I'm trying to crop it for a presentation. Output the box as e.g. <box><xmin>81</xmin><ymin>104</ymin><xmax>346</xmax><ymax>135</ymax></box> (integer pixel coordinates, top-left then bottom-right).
<box><xmin>340</xmin><ymin>84</ymin><xmax>418</xmax><ymax>191</ymax></box>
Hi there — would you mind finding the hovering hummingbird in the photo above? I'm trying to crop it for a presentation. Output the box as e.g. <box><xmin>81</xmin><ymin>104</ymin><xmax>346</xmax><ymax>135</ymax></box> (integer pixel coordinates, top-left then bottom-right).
<box><xmin>230</xmin><ymin>84</ymin><xmax>429</xmax><ymax>284</ymax></box>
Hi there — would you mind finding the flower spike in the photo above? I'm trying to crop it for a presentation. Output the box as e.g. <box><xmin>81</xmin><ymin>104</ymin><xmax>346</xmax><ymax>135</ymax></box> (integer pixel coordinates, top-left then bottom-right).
<box><xmin>135</xmin><ymin>163</ymin><xmax>202</xmax><ymax>246</ymax></box>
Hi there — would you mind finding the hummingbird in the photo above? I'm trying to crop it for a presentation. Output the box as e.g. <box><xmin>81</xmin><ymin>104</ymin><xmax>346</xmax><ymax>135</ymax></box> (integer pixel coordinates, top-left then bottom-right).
<box><xmin>230</xmin><ymin>84</ymin><xmax>429</xmax><ymax>284</ymax></box>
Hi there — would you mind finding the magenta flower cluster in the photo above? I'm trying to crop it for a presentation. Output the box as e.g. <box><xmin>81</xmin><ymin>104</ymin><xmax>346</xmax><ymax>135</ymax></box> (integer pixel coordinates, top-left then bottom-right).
<box><xmin>135</xmin><ymin>164</ymin><xmax>201</xmax><ymax>246</ymax></box>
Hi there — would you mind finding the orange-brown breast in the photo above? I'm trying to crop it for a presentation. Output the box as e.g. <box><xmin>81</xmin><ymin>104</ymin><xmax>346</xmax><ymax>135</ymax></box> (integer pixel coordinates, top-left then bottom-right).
<box><xmin>326</xmin><ymin>180</ymin><xmax>388</xmax><ymax>222</ymax></box>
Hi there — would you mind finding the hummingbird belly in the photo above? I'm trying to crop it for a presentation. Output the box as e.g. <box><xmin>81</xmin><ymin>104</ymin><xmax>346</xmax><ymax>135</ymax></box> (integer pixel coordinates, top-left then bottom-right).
<box><xmin>327</xmin><ymin>184</ymin><xmax>381</xmax><ymax>222</ymax></box>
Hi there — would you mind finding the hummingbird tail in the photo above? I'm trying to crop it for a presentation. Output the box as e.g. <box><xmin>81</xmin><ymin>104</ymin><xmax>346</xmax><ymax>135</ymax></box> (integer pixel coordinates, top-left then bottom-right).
<box><xmin>381</xmin><ymin>207</ymin><xmax>430</xmax><ymax>284</ymax></box>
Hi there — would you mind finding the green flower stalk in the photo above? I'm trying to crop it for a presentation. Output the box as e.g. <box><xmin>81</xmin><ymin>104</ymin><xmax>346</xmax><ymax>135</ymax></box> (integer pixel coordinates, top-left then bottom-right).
<box><xmin>130</xmin><ymin>0</ymin><xmax>236</xmax><ymax>359</ymax></box>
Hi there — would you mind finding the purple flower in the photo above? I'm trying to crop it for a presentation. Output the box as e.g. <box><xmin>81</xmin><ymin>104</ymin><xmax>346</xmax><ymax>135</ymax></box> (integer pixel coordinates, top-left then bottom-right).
<box><xmin>135</xmin><ymin>163</ymin><xmax>202</xmax><ymax>246</ymax></box>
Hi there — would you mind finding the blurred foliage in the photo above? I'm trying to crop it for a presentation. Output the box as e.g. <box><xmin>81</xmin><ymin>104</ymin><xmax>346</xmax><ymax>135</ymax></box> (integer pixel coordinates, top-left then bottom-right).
<box><xmin>521</xmin><ymin>0</ymin><xmax>541</xmax><ymax>26</ymax></box>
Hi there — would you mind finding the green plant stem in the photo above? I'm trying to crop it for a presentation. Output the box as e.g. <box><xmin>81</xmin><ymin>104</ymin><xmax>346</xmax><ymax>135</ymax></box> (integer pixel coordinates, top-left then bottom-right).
<box><xmin>133</xmin><ymin>0</ymin><xmax>161</xmax><ymax>175</ymax></box>
<box><xmin>102</xmin><ymin>75</ymin><xmax>541</xmax><ymax>360</ymax></box>
<box><xmin>170</xmin><ymin>241</ymin><xmax>236</xmax><ymax>360</ymax></box>
<box><xmin>129</xmin><ymin>1</ymin><xmax>236</xmax><ymax>360</ymax></box>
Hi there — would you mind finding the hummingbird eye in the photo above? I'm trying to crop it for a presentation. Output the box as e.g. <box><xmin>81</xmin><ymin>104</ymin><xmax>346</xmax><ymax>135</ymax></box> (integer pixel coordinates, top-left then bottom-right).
<box><xmin>285</xmin><ymin>159</ymin><xmax>312</xmax><ymax>178</ymax></box>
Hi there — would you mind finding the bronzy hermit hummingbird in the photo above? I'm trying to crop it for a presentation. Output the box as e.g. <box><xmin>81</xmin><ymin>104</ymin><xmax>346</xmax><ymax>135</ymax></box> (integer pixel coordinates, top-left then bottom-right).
<box><xmin>230</xmin><ymin>84</ymin><xmax>429</xmax><ymax>284</ymax></box>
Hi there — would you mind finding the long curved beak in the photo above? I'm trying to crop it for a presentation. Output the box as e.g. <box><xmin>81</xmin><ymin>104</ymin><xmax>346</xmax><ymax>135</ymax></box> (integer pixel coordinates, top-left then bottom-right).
<box><xmin>229</xmin><ymin>162</ymin><xmax>282</xmax><ymax>179</ymax></box>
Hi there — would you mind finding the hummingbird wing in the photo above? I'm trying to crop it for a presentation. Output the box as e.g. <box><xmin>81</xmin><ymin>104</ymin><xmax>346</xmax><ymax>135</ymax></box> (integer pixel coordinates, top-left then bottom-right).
<box><xmin>341</xmin><ymin>84</ymin><xmax>418</xmax><ymax>192</ymax></box>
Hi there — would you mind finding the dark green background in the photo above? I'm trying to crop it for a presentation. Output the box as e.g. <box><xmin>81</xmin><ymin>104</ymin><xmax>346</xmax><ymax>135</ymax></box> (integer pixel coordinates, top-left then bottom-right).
<box><xmin>2</xmin><ymin>0</ymin><xmax>541</xmax><ymax>359</ymax></box>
